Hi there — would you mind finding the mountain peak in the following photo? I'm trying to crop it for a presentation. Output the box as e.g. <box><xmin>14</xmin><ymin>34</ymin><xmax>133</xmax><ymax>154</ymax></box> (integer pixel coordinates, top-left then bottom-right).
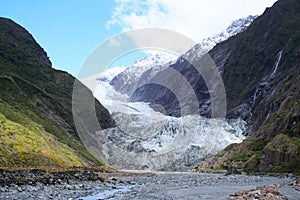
<box><xmin>185</xmin><ymin>15</ymin><xmax>257</xmax><ymax>61</ymax></box>
<box><xmin>0</xmin><ymin>17</ymin><xmax>52</xmax><ymax>67</ymax></box>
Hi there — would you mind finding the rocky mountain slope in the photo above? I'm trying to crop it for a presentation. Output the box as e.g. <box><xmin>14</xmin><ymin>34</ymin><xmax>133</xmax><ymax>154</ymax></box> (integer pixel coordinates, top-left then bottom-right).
<box><xmin>195</xmin><ymin>0</ymin><xmax>300</xmax><ymax>174</ymax></box>
<box><xmin>110</xmin><ymin>16</ymin><xmax>256</xmax><ymax>113</ymax></box>
<box><xmin>110</xmin><ymin>52</ymin><xmax>176</xmax><ymax>96</ymax></box>
<box><xmin>0</xmin><ymin>17</ymin><xmax>114</xmax><ymax>168</ymax></box>
<box><xmin>185</xmin><ymin>15</ymin><xmax>256</xmax><ymax>62</ymax></box>
<box><xmin>127</xmin><ymin>16</ymin><xmax>257</xmax><ymax>117</ymax></box>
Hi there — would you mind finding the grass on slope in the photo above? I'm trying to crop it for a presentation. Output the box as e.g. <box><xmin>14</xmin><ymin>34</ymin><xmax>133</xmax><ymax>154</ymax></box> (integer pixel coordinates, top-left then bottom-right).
<box><xmin>0</xmin><ymin>17</ymin><xmax>114</xmax><ymax>168</ymax></box>
<box><xmin>0</xmin><ymin>112</ymin><xmax>86</xmax><ymax>168</ymax></box>
<box><xmin>0</xmin><ymin>76</ymin><xmax>105</xmax><ymax>167</ymax></box>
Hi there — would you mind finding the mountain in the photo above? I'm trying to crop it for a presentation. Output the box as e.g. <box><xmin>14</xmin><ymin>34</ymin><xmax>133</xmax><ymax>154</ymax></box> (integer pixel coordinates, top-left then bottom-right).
<box><xmin>122</xmin><ymin>16</ymin><xmax>257</xmax><ymax>117</ymax></box>
<box><xmin>108</xmin><ymin>0</ymin><xmax>300</xmax><ymax>174</ymax></box>
<box><xmin>194</xmin><ymin>0</ymin><xmax>299</xmax><ymax>174</ymax></box>
<box><xmin>185</xmin><ymin>15</ymin><xmax>257</xmax><ymax>62</ymax></box>
<box><xmin>0</xmin><ymin>17</ymin><xmax>114</xmax><ymax>168</ymax></box>
<box><xmin>97</xmin><ymin>23</ymin><xmax>256</xmax><ymax>170</ymax></box>
<box><xmin>110</xmin><ymin>52</ymin><xmax>176</xmax><ymax>96</ymax></box>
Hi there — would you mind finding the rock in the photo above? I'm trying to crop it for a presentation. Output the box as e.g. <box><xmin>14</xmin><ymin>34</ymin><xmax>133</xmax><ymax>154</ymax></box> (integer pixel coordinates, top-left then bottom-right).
<box><xmin>64</xmin><ymin>185</ymin><xmax>74</xmax><ymax>190</ymax></box>
<box><xmin>98</xmin><ymin>175</ymin><xmax>106</xmax><ymax>182</ymax></box>
<box><xmin>228</xmin><ymin>184</ymin><xmax>288</xmax><ymax>200</ymax></box>
<box><xmin>259</xmin><ymin>134</ymin><xmax>300</xmax><ymax>171</ymax></box>
<box><xmin>111</xmin><ymin>177</ymin><xmax>118</xmax><ymax>181</ymax></box>
<box><xmin>48</xmin><ymin>178</ymin><xmax>54</xmax><ymax>184</ymax></box>
<box><xmin>57</xmin><ymin>179</ymin><xmax>63</xmax><ymax>184</ymax></box>
<box><xmin>0</xmin><ymin>187</ymin><xmax>8</xmax><ymax>192</ymax></box>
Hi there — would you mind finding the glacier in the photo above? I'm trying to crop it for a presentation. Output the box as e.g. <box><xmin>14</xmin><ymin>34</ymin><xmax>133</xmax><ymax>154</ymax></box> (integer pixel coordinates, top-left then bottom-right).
<box><xmin>88</xmin><ymin>16</ymin><xmax>259</xmax><ymax>170</ymax></box>
<box><xmin>94</xmin><ymin>71</ymin><xmax>246</xmax><ymax>170</ymax></box>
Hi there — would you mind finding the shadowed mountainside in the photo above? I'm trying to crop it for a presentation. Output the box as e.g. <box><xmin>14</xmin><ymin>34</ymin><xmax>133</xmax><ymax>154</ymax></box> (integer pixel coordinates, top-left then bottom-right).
<box><xmin>195</xmin><ymin>0</ymin><xmax>300</xmax><ymax>174</ymax></box>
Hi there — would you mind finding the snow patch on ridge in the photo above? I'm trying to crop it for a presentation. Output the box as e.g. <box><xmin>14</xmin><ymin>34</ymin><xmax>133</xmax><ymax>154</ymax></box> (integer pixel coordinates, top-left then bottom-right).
<box><xmin>185</xmin><ymin>15</ymin><xmax>257</xmax><ymax>62</ymax></box>
<box><xmin>97</xmin><ymin>67</ymin><xmax>126</xmax><ymax>83</ymax></box>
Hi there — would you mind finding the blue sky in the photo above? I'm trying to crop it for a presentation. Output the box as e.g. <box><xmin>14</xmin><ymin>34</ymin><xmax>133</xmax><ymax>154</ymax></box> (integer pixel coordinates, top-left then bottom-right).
<box><xmin>0</xmin><ymin>0</ymin><xmax>277</xmax><ymax>76</ymax></box>
<box><xmin>0</xmin><ymin>0</ymin><xmax>129</xmax><ymax>75</ymax></box>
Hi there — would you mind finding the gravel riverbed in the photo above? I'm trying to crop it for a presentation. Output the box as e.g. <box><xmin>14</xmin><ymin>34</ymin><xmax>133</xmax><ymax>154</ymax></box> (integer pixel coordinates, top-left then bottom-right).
<box><xmin>0</xmin><ymin>170</ymin><xmax>298</xmax><ymax>200</ymax></box>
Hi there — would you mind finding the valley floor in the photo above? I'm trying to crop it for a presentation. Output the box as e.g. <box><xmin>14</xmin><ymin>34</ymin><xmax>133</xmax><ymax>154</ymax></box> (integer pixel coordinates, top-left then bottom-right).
<box><xmin>0</xmin><ymin>170</ymin><xmax>299</xmax><ymax>200</ymax></box>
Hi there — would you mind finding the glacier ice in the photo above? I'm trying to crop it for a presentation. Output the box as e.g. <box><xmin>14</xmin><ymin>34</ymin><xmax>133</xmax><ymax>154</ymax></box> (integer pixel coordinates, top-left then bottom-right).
<box><xmin>94</xmin><ymin>74</ymin><xmax>246</xmax><ymax>171</ymax></box>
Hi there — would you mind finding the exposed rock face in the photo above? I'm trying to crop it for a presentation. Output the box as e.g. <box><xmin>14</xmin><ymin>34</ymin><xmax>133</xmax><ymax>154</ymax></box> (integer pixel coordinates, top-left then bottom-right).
<box><xmin>177</xmin><ymin>0</ymin><xmax>300</xmax><ymax>173</ymax></box>
<box><xmin>196</xmin><ymin>63</ymin><xmax>300</xmax><ymax>174</ymax></box>
<box><xmin>259</xmin><ymin>134</ymin><xmax>299</xmax><ymax>172</ymax></box>
<box><xmin>130</xmin><ymin>57</ymin><xmax>211</xmax><ymax>117</ymax></box>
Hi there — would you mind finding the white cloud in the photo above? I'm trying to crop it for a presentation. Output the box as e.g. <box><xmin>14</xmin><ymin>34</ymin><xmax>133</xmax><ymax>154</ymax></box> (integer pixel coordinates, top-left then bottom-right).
<box><xmin>107</xmin><ymin>0</ymin><xmax>278</xmax><ymax>42</ymax></box>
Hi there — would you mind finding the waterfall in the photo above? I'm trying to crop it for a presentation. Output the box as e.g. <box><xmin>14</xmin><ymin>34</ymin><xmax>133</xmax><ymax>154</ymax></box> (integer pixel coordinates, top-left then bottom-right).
<box><xmin>250</xmin><ymin>49</ymin><xmax>284</xmax><ymax>115</ymax></box>
<box><xmin>271</xmin><ymin>50</ymin><xmax>283</xmax><ymax>75</ymax></box>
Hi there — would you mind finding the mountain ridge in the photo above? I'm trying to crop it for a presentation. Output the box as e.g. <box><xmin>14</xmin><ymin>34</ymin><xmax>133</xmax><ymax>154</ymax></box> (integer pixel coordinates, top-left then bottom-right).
<box><xmin>0</xmin><ymin>17</ymin><xmax>114</xmax><ymax>168</ymax></box>
<box><xmin>110</xmin><ymin>15</ymin><xmax>256</xmax><ymax>111</ymax></box>
<box><xmin>195</xmin><ymin>0</ymin><xmax>300</xmax><ymax>173</ymax></box>
<box><xmin>122</xmin><ymin>16</ymin><xmax>257</xmax><ymax>117</ymax></box>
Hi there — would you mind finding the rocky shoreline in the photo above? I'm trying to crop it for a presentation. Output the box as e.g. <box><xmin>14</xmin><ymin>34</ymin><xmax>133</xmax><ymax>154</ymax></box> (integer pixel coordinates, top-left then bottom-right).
<box><xmin>0</xmin><ymin>169</ymin><xmax>136</xmax><ymax>200</ymax></box>
<box><xmin>0</xmin><ymin>169</ymin><xmax>298</xmax><ymax>200</ymax></box>
<box><xmin>0</xmin><ymin>169</ymin><xmax>102</xmax><ymax>186</ymax></box>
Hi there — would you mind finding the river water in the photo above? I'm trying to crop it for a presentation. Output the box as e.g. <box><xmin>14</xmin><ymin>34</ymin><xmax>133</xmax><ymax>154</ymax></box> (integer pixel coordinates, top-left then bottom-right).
<box><xmin>77</xmin><ymin>172</ymin><xmax>296</xmax><ymax>200</ymax></box>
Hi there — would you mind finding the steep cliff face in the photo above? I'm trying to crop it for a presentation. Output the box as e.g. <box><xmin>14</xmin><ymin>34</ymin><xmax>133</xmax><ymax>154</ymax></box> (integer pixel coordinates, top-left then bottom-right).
<box><xmin>196</xmin><ymin>66</ymin><xmax>300</xmax><ymax>174</ymax></box>
<box><xmin>195</xmin><ymin>0</ymin><xmax>300</xmax><ymax>174</ymax></box>
<box><xmin>0</xmin><ymin>17</ymin><xmax>114</xmax><ymax>168</ymax></box>
<box><xmin>219</xmin><ymin>0</ymin><xmax>300</xmax><ymax>129</ymax></box>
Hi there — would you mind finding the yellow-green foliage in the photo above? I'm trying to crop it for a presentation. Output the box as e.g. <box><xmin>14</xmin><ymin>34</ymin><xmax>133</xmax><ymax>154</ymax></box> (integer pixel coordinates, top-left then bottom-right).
<box><xmin>0</xmin><ymin>113</ymin><xmax>87</xmax><ymax>168</ymax></box>
<box><xmin>0</xmin><ymin>18</ymin><xmax>112</xmax><ymax>167</ymax></box>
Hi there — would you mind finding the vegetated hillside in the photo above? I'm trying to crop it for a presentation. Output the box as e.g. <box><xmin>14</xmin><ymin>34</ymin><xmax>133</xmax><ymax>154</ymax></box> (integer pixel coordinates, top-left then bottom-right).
<box><xmin>195</xmin><ymin>0</ymin><xmax>300</xmax><ymax>174</ymax></box>
<box><xmin>0</xmin><ymin>17</ymin><xmax>114</xmax><ymax>168</ymax></box>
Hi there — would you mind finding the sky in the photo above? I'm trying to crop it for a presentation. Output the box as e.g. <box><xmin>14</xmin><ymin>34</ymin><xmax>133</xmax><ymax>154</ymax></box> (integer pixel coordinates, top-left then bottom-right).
<box><xmin>0</xmin><ymin>0</ymin><xmax>278</xmax><ymax>76</ymax></box>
